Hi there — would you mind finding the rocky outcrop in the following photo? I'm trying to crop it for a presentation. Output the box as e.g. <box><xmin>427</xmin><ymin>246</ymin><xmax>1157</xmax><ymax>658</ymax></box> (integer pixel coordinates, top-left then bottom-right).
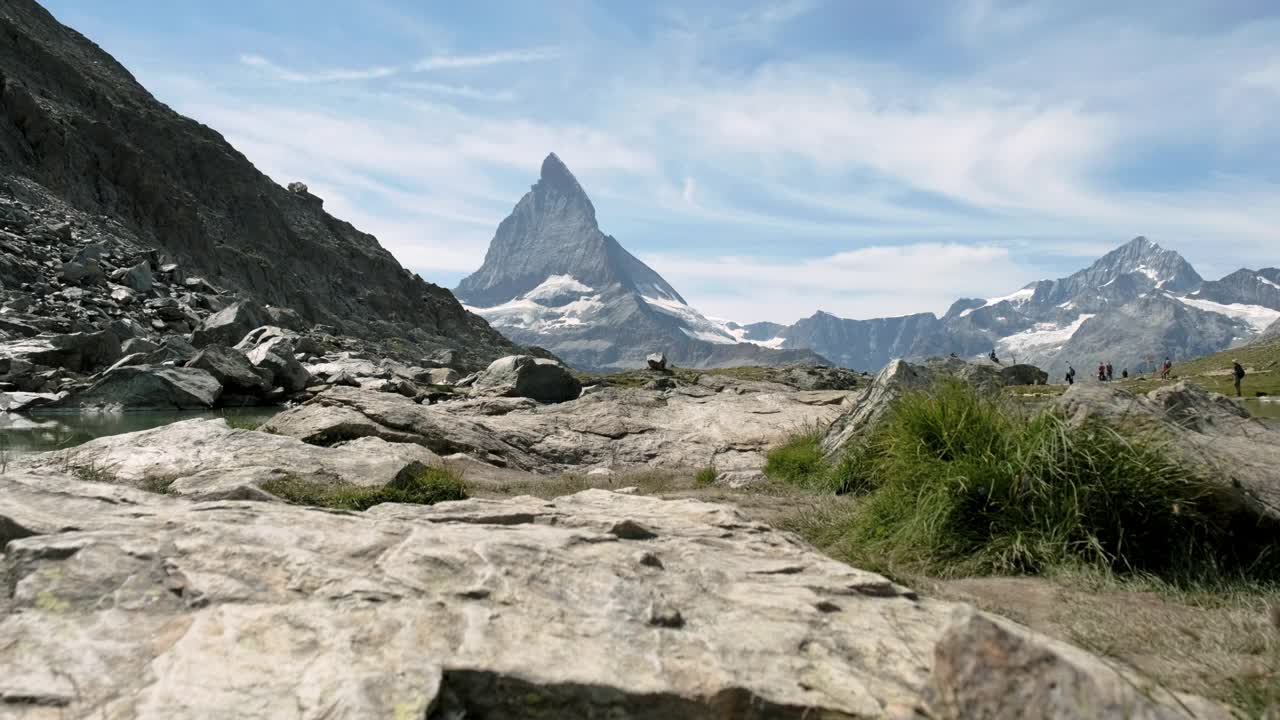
<box><xmin>1000</xmin><ymin>363</ymin><xmax>1049</xmax><ymax>386</ymax></box>
<box><xmin>17</xmin><ymin>417</ymin><xmax>439</xmax><ymax>499</ymax></box>
<box><xmin>0</xmin><ymin>329</ymin><xmax>120</xmax><ymax>373</ymax></box>
<box><xmin>0</xmin><ymin>475</ymin><xmax>1227</xmax><ymax>718</ymax></box>
<box><xmin>48</xmin><ymin>365</ymin><xmax>222</xmax><ymax>410</ymax></box>
<box><xmin>646</xmin><ymin>352</ymin><xmax>667</xmax><ymax>371</ymax></box>
<box><xmin>266</xmin><ymin>378</ymin><xmax>852</xmax><ymax>482</ymax></box>
<box><xmin>1056</xmin><ymin>382</ymin><xmax>1280</xmax><ymax>521</ymax></box>
<box><xmin>472</xmin><ymin>355</ymin><xmax>582</xmax><ymax>404</ymax></box>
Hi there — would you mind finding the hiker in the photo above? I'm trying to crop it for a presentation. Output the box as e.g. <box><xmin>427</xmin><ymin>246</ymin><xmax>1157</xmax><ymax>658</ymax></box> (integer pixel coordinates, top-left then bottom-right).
<box><xmin>989</xmin><ymin>349</ymin><xmax>1000</xmax><ymax>364</ymax></box>
<box><xmin>1097</xmin><ymin>362</ymin><xmax>1106</xmax><ymax>382</ymax></box>
<box><xmin>1105</xmin><ymin>362</ymin><xmax>1114</xmax><ymax>381</ymax></box>
<box><xmin>1065</xmin><ymin>365</ymin><xmax>1076</xmax><ymax>385</ymax></box>
<box><xmin>1233</xmin><ymin>359</ymin><xmax>1246</xmax><ymax>397</ymax></box>
<box><xmin>1122</xmin><ymin>368</ymin><xmax>1129</xmax><ymax>379</ymax></box>
<box><xmin>1160</xmin><ymin>357</ymin><xmax>1172</xmax><ymax>380</ymax></box>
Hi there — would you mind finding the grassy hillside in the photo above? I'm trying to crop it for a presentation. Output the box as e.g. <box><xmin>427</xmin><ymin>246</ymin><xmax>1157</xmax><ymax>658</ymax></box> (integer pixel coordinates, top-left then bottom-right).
<box><xmin>1003</xmin><ymin>337</ymin><xmax>1280</xmax><ymax>399</ymax></box>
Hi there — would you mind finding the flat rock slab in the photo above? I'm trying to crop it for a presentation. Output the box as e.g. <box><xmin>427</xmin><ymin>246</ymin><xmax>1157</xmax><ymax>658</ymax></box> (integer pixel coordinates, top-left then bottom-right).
<box><xmin>16</xmin><ymin>418</ymin><xmax>439</xmax><ymax>499</ymax></box>
<box><xmin>265</xmin><ymin>381</ymin><xmax>853</xmax><ymax>477</ymax></box>
<box><xmin>0</xmin><ymin>477</ymin><xmax>1225</xmax><ymax>719</ymax></box>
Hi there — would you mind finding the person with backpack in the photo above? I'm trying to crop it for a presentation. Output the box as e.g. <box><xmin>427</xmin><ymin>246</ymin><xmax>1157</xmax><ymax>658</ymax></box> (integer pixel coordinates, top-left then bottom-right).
<box><xmin>1097</xmin><ymin>362</ymin><xmax>1106</xmax><ymax>382</ymax></box>
<box><xmin>1065</xmin><ymin>364</ymin><xmax>1076</xmax><ymax>385</ymax></box>
<box><xmin>1160</xmin><ymin>357</ymin><xmax>1172</xmax><ymax>380</ymax></box>
<box><xmin>1233</xmin><ymin>360</ymin><xmax>1246</xmax><ymax>397</ymax></box>
<box><xmin>1105</xmin><ymin>362</ymin><xmax>1114</xmax><ymax>381</ymax></box>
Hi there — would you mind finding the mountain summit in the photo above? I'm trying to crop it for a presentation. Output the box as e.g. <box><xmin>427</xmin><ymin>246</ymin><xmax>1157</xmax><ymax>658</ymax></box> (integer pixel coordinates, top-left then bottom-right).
<box><xmin>456</xmin><ymin>154</ymin><xmax>826</xmax><ymax>371</ymax></box>
<box><xmin>455</xmin><ymin>153</ymin><xmax>682</xmax><ymax>309</ymax></box>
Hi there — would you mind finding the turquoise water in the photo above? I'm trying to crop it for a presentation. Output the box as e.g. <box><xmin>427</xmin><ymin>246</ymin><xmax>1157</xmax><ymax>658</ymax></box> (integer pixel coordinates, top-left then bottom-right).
<box><xmin>0</xmin><ymin>407</ymin><xmax>281</xmax><ymax>460</ymax></box>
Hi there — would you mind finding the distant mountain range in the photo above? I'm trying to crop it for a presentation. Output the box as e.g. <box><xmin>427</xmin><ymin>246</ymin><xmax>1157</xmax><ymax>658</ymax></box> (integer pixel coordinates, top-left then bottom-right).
<box><xmin>455</xmin><ymin>154</ymin><xmax>827</xmax><ymax>371</ymax></box>
<box><xmin>746</xmin><ymin>237</ymin><xmax>1279</xmax><ymax>376</ymax></box>
<box><xmin>458</xmin><ymin>155</ymin><xmax>1278</xmax><ymax>375</ymax></box>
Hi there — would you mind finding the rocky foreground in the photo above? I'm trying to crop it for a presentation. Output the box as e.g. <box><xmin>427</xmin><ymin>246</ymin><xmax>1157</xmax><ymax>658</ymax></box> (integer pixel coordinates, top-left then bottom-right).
<box><xmin>1</xmin><ymin>472</ymin><xmax>1230</xmax><ymax>719</ymax></box>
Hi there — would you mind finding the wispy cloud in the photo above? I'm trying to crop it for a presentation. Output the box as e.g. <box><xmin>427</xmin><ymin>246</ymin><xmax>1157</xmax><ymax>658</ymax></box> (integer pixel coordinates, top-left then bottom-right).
<box><xmin>239</xmin><ymin>54</ymin><xmax>396</xmax><ymax>83</ymax></box>
<box><xmin>412</xmin><ymin>47</ymin><xmax>560</xmax><ymax>71</ymax></box>
<box><xmin>395</xmin><ymin>81</ymin><xmax>517</xmax><ymax>102</ymax></box>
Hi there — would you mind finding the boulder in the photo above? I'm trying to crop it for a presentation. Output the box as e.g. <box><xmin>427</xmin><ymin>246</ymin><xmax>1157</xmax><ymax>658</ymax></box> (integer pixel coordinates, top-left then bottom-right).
<box><xmin>423</xmin><ymin>367</ymin><xmax>461</xmax><ymax>385</ymax></box>
<box><xmin>121</xmin><ymin>260</ymin><xmax>154</xmax><ymax>292</ymax></box>
<box><xmin>120</xmin><ymin>337</ymin><xmax>160</xmax><ymax>356</ymax></box>
<box><xmin>18</xmin><ymin>418</ymin><xmax>439</xmax><ymax>499</ymax></box>
<box><xmin>50</xmin><ymin>365</ymin><xmax>222</xmax><ymax>410</ymax></box>
<box><xmin>1000</xmin><ymin>363</ymin><xmax>1050</xmax><ymax>386</ymax></box>
<box><xmin>245</xmin><ymin>336</ymin><xmax>311</xmax><ymax>393</ymax></box>
<box><xmin>185</xmin><ymin>345</ymin><xmax>273</xmax><ymax>395</ymax></box>
<box><xmin>0</xmin><ymin>390</ymin><xmax>64</xmax><ymax>412</ymax></box>
<box><xmin>930</xmin><ymin>608</ymin><xmax>1228</xmax><ymax>719</ymax></box>
<box><xmin>0</xmin><ymin>329</ymin><xmax>121</xmax><ymax>373</ymax></box>
<box><xmin>472</xmin><ymin>355</ymin><xmax>582</xmax><ymax>404</ymax></box>
<box><xmin>646</xmin><ymin>352</ymin><xmax>668</xmax><ymax>371</ymax></box>
<box><xmin>108</xmin><ymin>284</ymin><xmax>137</xmax><ymax>305</ymax></box>
<box><xmin>822</xmin><ymin>359</ymin><xmax>934</xmax><ymax>458</ymax></box>
<box><xmin>265</xmin><ymin>305</ymin><xmax>306</xmax><ymax>331</ymax></box>
<box><xmin>191</xmin><ymin>299</ymin><xmax>271</xmax><ymax>348</ymax></box>
<box><xmin>1057</xmin><ymin>382</ymin><xmax>1280</xmax><ymax>521</ymax></box>
<box><xmin>0</xmin><ymin>478</ymin><xmax>1227</xmax><ymax>719</ymax></box>
<box><xmin>59</xmin><ymin>258</ymin><xmax>105</xmax><ymax>284</ymax></box>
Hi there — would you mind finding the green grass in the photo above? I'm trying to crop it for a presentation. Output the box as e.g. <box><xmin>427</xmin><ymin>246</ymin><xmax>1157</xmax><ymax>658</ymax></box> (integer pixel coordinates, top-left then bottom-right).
<box><xmin>260</xmin><ymin>466</ymin><xmax>468</xmax><ymax>511</ymax></box>
<box><xmin>763</xmin><ymin>427</ymin><xmax>827</xmax><ymax>486</ymax></box>
<box><xmin>694</xmin><ymin>465</ymin><xmax>718</xmax><ymax>486</ymax></box>
<box><xmin>139</xmin><ymin>474</ymin><xmax>179</xmax><ymax>494</ymax></box>
<box><xmin>221</xmin><ymin>414</ymin><xmax>265</xmax><ymax>431</ymax></box>
<box><xmin>71</xmin><ymin>461</ymin><xmax>119</xmax><ymax>484</ymax></box>
<box><xmin>785</xmin><ymin>380</ymin><xmax>1280</xmax><ymax>584</ymax></box>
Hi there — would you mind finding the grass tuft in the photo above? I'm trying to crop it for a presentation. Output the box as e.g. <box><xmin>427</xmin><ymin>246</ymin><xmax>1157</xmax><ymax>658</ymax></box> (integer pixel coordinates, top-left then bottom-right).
<box><xmin>260</xmin><ymin>465</ymin><xmax>467</xmax><ymax>511</ymax></box>
<box><xmin>694</xmin><ymin>465</ymin><xmax>718</xmax><ymax>487</ymax></box>
<box><xmin>222</xmin><ymin>414</ymin><xmax>265</xmax><ymax>431</ymax></box>
<box><xmin>786</xmin><ymin>380</ymin><xmax>1280</xmax><ymax>584</ymax></box>
<box><xmin>763</xmin><ymin>426</ymin><xmax>826</xmax><ymax>486</ymax></box>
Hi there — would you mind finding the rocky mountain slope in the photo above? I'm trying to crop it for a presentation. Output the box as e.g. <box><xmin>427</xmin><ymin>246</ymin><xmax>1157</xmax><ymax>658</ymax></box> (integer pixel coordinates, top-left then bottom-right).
<box><xmin>753</xmin><ymin>237</ymin><xmax>1279</xmax><ymax>376</ymax></box>
<box><xmin>0</xmin><ymin>0</ymin><xmax>516</xmax><ymax>370</ymax></box>
<box><xmin>455</xmin><ymin>154</ymin><xmax>828</xmax><ymax>371</ymax></box>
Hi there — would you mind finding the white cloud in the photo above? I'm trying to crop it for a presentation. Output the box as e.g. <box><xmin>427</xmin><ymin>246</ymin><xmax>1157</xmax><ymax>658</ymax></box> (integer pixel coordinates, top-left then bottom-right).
<box><xmin>412</xmin><ymin>47</ymin><xmax>560</xmax><ymax>71</ymax></box>
<box><xmin>395</xmin><ymin>81</ymin><xmax>516</xmax><ymax>102</ymax></box>
<box><xmin>239</xmin><ymin>54</ymin><xmax>397</xmax><ymax>83</ymax></box>
<box><xmin>641</xmin><ymin>244</ymin><xmax>1045</xmax><ymax>323</ymax></box>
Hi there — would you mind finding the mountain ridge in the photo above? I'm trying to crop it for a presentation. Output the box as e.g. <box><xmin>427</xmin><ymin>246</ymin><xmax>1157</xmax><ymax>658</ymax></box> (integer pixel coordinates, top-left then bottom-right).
<box><xmin>0</xmin><ymin>0</ymin><xmax>518</xmax><ymax>370</ymax></box>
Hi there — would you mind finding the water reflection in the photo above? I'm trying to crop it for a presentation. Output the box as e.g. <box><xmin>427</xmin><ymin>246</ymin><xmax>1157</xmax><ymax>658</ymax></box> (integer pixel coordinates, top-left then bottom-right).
<box><xmin>0</xmin><ymin>407</ymin><xmax>281</xmax><ymax>461</ymax></box>
<box><xmin>1242</xmin><ymin>397</ymin><xmax>1280</xmax><ymax>420</ymax></box>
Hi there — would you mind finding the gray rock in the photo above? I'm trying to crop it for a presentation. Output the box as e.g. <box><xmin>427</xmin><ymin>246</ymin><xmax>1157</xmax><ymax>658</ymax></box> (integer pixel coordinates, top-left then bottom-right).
<box><xmin>120</xmin><ymin>337</ymin><xmax>160</xmax><ymax>355</ymax></box>
<box><xmin>473</xmin><ymin>355</ymin><xmax>582</xmax><ymax>404</ymax></box>
<box><xmin>51</xmin><ymin>365</ymin><xmax>222</xmax><ymax>410</ymax></box>
<box><xmin>0</xmin><ymin>476</ymin><xmax>1226</xmax><ymax>719</ymax></box>
<box><xmin>1056</xmin><ymin>382</ymin><xmax>1280</xmax><ymax>521</ymax></box>
<box><xmin>268</xmin><ymin>380</ymin><xmax>851</xmax><ymax>478</ymax></box>
<box><xmin>245</xmin><ymin>336</ymin><xmax>311</xmax><ymax>393</ymax></box>
<box><xmin>19</xmin><ymin>418</ymin><xmax>439</xmax><ymax>499</ymax></box>
<box><xmin>191</xmin><ymin>299</ymin><xmax>271</xmax><ymax>348</ymax></box>
<box><xmin>59</xmin><ymin>258</ymin><xmax>104</xmax><ymax>284</ymax></box>
<box><xmin>108</xmin><ymin>283</ymin><xmax>137</xmax><ymax>305</ymax></box>
<box><xmin>265</xmin><ymin>305</ymin><xmax>306</xmax><ymax>330</ymax></box>
<box><xmin>646</xmin><ymin>352</ymin><xmax>668</xmax><ymax>370</ymax></box>
<box><xmin>822</xmin><ymin>359</ymin><xmax>935</xmax><ymax>458</ymax></box>
<box><xmin>930</xmin><ymin>608</ymin><xmax>1228</xmax><ymax>719</ymax></box>
<box><xmin>0</xmin><ymin>390</ymin><xmax>64</xmax><ymax>412</ymax></box>
<box><xmin>1000</xmin><ymin>363</ymin><xmax>1049</xmax><ymax>386</ymax></box>
<box><xmin>122</xmin><ymin>260</ymin><xmax>154</xmax><ymax>292</ymax></box>
<box><xmin>423</xmin><ymin>367</ymin><xmax>461</xmax><ymax>385</ymax></box>
<box><xmin>0</xmin><ymin>329</ymin><xmax>121</xmax><ymax>373</ymax></box>
<box><xmin>185</xmin><ymin>345</ymin><xmax>272</xmax><ymax>395</ymax></box>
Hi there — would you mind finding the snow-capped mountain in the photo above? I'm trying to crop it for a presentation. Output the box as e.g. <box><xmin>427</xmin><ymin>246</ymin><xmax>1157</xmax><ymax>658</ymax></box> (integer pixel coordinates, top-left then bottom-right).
<box><xmin>750</xmin><ymin>237</ymin><xmax>1279</xmax><ymax>374</ymax></box>
<box><xmin>455</xmin><ymin>154</ymin><xmax>829</xmax><ymax>371</ymax></box>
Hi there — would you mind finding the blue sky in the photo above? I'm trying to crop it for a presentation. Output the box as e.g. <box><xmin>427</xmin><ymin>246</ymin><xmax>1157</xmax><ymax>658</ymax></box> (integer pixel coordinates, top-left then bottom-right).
<box><xmin>41</xmin><ymin>0</ymin><xmax>1280</xmax><ymax>323</ymax></box>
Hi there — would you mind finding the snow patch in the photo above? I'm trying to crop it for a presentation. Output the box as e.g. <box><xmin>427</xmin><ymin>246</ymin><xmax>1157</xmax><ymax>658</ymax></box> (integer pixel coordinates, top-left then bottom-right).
<box><xmin>524</xmin><ymin>274</ymin><xmax>593</xmax><ymax>301</ymax></box>
<box><xmin>641</xmin><ymin>295</ymin><xmax>737</xmax><ymax>344</ymax></box>
<box><xmin>997</xmin><ymin>314</ymin><xmax>1095</xmax><ymax>354</ymax></box>
<box><xmin>1258</xmin><ymin>275</ymin><xmax>1280</xmax><ymax>290</ymax></box>
<box><xmin>959</xmin><ymin>287</ymin><xmax>1035</xmax><ymax>318</ymax></box>
<box><xmin>1175</xmin><ymin>296</ymin><xmax>1280</xmax><ymax>333</ymax></box>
